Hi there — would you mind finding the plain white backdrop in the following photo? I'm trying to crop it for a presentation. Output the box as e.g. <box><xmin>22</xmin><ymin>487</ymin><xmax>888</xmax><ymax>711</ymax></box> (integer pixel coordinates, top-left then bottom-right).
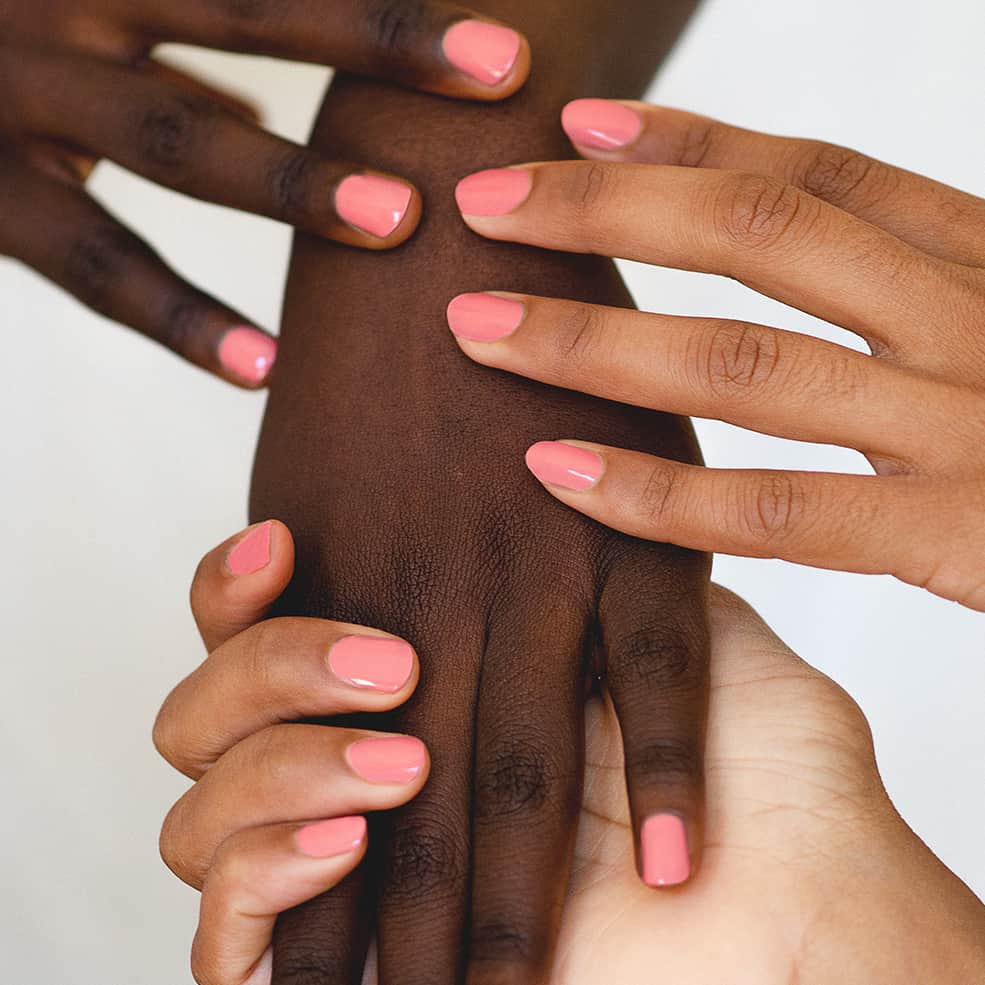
<box><xmin>2</xmin><ymin>0</ymin><xmax>983</xmax><ymax>980</ymax></box>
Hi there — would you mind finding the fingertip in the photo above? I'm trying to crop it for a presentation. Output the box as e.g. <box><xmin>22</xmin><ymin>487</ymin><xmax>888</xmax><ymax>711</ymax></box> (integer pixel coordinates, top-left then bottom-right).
<box><xmin>332</xmin><ymin>174</ymin><xmax>421</xmax><ymax>249</ymax></box>
<box><xmin>561</xmin><ymin>98</ymin><xmax>644</xmax><ymax>155</ymax></box>
<box><xmin>216</xmin><ymin>326</ymin><xmax>278</xmax><ymax>388</ymax></box>
<box><xmin>639</xmin><ymin>812</ymin><xmax>698</xmax><ymax>889</ymax></box>
<box><xmin>327</xmin><ymin>634</ymin><xmax>420</xmax><ymax>698</ymax></box>
<box><xmin>441</xmin><ymin>19</ymin><xmax>531</xmax><ymax>100</ymax></box>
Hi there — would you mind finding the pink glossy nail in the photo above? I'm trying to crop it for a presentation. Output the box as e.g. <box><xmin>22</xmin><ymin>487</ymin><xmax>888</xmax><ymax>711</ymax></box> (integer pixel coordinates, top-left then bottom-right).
<box><xmin>347</xmin><ymin>736</ymin><xmax>427</xmax><ymax>785</ymax></box>
<box><xmin>218</xmin><ymin>327</ymin><xmax>277</xmax><ymax>384</ymax></box>
<box><xmin>447</xmin><ymin>293</ymin><xmax>525</xmax><ymax>342</ymax></box>
<box><xmin>525</xmin><ymin>441</ymin><xmax>603</xmax><ymax>491</ymax></box>
<box><xmin>296</xmin><ymin>816</ymin><xmax>367</xmax><ymax>859</ymax></box>
<box><xmin>335</xmin><ymin>175</ymin><xmax>413</xmax><ymax>238</ymax></box>
<box><xmin>641</xmin><ymin>814</ymin><xmax>691</xmax><ymax>887</ymax></box>
<box><xmin>443</xmin><ymin>20</ymin><xmax>522</xmax><ymax>86</ymax></box>
<box><xmin>227</xmin><ymin>521</ymin><xmax>272</xmax><ymax>576</ymax></box>
<box><xmin>455</xmin><ymin>169</ymin><xmax>531</xmax><ymax>217</ymax></box>
<box><xmin>328</xmin><ymin>637</ymin><xmax>415</xmax><ymax>693</ymax></box>
<box><xmin>562</xmin><ymin>99</ymin><xmax>642</xmax><ymax>151</ymax></box>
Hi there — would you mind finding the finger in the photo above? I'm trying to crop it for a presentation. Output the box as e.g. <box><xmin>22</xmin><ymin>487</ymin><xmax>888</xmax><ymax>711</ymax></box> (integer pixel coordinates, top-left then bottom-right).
<box><xmin>0</xmin><ymin>154</ymin><xmax>277</xmax><ymax>387</ymax></box>
<box><xmin>15</xmin><ymin>52</ymin><xmax>420</xmax><ymax>248</ymax></box>
<box><xmin>147</xmin><ymin>59</ymin><xmax>263</xmax><ymax>124</ymax></box>
<box><xmin>560</xmin><ymin>100</ymin><xmax>985</xmax><ymax>268</ymax></box>
<box><xmin>466</xmin><ymin>590</ymin><xmax>586</xmax><ymax>984</ymax></box>
<box><xmin>599</xmin><ymin>543</ymin><xmax>710</xmax><ymax>888</ymax></box>
<box><xmin>193</xmin><ymin>817</ymin><xmax>369</xmax><ymax>985</ymax></box>
<box><xmin>454</xmin><ymin>161</ymin><xmax>963</xmax><ymax>356</ymax></box>
<box><xmin>155</xmin><ymin>616</ymin><xmax>419</xmax><ymax>778</ymax></box>
<box><xmin>135</xmin><ymin>2</ymin><xmax>530</xmax><ymax>102</ymax></box>
<box><xmin>161</xmin><ymin>725</ymin><xmax>429</xmax><ymax>889</ymax></box>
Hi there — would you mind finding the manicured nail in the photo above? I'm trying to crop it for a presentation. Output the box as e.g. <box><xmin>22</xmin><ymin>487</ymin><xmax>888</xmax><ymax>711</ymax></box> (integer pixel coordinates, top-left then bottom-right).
<box><xmin>226</xmin><ymin>521</ymin><xmax>272</xmax><ymax>576</ymax></box>
<box><xmin>455</xmin><ymin>169</ymin><xmax>531</xmax><ymax>217</ymax></box>
<box><xmin>443</xmin><ymin>20</ymin><xmax>522</xmax><ymax>86</ymax></box>
<box><xmin>218</xmin><ymin>327</ymin><xmax>277</xmax><ymax>384</ymax></box>
<box><xmin>328</xmin><ymin>636</ymin><xmax>415</xmax><ymax>693</ymax></box>
<box><xmin>335</xmin><ymin>175</ymin><xmax>413</xmax><ymax>239</ymax></box>
<box><xmin>296</xmin><ymin>816</ymin><xmax>367</xmax><ymax>859</ymax></box>
<box><xmin>347</xmin><ymin>736</ymin><xmax>426</xmax><ymax>785</ymax></box>
<box><xmin>525</xmin><ymin>441</ymin><xmax>603</xmax><ymax>491</ymax></box>
<box><xmin>447</xmin><ymin>293</ymin><xmax>525</xmax><ymax>342</ymax></box>
<box><xmin>561</xmin><ymin>99</ymin><xmax>642</xmax><ymax>151</ymax></box>
<box><xmin>641</xmin><ymin>814</ymin><xmax>691</xmax><ymax>887</ymax></box>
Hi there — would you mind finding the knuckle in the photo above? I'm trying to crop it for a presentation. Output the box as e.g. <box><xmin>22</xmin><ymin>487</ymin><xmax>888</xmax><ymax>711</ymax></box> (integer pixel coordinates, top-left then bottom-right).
<box><xmin>744</xmin><ymin>473</ymin><xmax>807</xmax><ymax>543</ymax></box>
<box><xmin>157</xmin><ymin>294</ymin><xmax>206</xmax><ymax>354</ymax></box>
<box><xmin>797</xmin><ymin>141</ymin><xmax>897</xmax><ymax>210</ymax></box>
<box><xmin>272</xmin><ymin>946</ymin><xmax>352</xmax><ymax>985</ymax></box>
<box><xmin>675</xmin><ymin>116</ymin><xmax>720</xmax><ymax>168</ymax></box>
<box><xmin>698</xmin><ymin>320</ymin><xmax>782</xmax><ymax>398</ymax></box>
<box><xmin>607</xmin><ymin>622</ymin><xmax>700</xmax><ymax>691</ymax></box>
<box><xmin>552</xmin><ymin>302</ymin><xmax>606</xmax><ymax>365</ymax></box>
<box><xmin>152</xmin><ymin>701</ymin><xmax>182</xmax><ymax>771</ymax></box>
<box><xmin>470</xmin><ymin>921</ymin><xmax>542</xmax><ymax>966</ymax></box>
<box><xmin>713</xmin><ymin>173</ymin><xmax>810</xmax><ymax>251</ymax></box>
<box><xmin>383</xmin><ymin>809</ymin><xmax>466</xmax><ymax>902</ymax></box>
<box><xmin>247</xmin><ymin>724</ymin><xmax>296</xmax><ymax>791</ymax></box>
<box><xmin>565</xmin><ymin>162</ymin><xmax>614</xmax><ymax>226</ymax></box>
<box><xmin>636</xmin><ymin>461</ymin><xmax>680</xmax><ymax>528</ymax></box>
<box><xmin>267</xmin><ymin>149</ymin><xmax>316</xmax><ymax>225</ymax></box>
<box><xmin>63</xmin><ymin>226</ymin><xmax>148</xmax><ymax>313</ymax></box>
<box><xmin>625</xmin><ymin>736</ymin><xmax>701</xmax><ymax>780</ymax></box>
<box><xmin>134</xmin><ymin>93</ymin><xmax>217</xmax><ymax>172</ymax></box>
<box><xmin>475</xmin><ymin>733</ymin><xmax>557</xmax><ymax>821</ymax></box>
<box><xmin>159</xmin><ymin>799</ymin><xmax>201</xmax><ymax>889</ymax></box>
<box><xmin>366</xmin><ymin>0</ymin><xmax>428</xmax><ymax>57</ymax></box>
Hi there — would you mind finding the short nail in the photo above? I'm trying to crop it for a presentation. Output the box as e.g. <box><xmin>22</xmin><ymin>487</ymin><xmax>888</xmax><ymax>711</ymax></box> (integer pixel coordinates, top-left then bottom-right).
<box><xmin>525</xmin><ymin>441</ymin><xmax>603</xmax><ymax>491</ymax></box>
<box><xmin>226</xmin><ymin>521</ymin><xmax>272</xmax><ymax>576</ymax></box>
<box><xmin>455</xmin><ymin>169</ymin><xmax>532</xmax><ymax>217</ymax></box>
<box><xmin>447</xmin><ymin>293</ymin><xmax>525</xmax><ymax>342</ymax></box>
<box><xmin>347</xmin><ymin>736</ymin><xmax>426</xmax><ymax>785</ymax></box>
<box><xmin>328</xmin><ymin>636</ymin><xmax>415</xmax><ymax>693</ymax></box>
<box><xmin>443</xmin><ymin>20</ymin><xmax>522</xmax><ymax>86</ymax></box>
<box><xmin>218</xmin><ymin>327</ymin><xmax>277</xmax><ymax>384</ymax></box>
<box><xmin>296</xmin><ymin>816</ymin><xmax>367</xmax><ymax>859</ymax></box>
<box><xmin>561</xmin><ymin>99</ymin><xmax>642</xmax><ymax>151</ymax></box>
<box><xmin>641</xmin><ymin>814</ymin><xmax>691</xmax><ymax>887</ymax></box>
<box><xmin>335</xmin><ymin>174</ymin><xmax>413</xmax><ymax>238</ymax></box>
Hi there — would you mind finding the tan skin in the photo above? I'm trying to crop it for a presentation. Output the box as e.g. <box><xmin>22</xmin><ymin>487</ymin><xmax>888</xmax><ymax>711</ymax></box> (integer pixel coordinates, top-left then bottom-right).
<box><xmin>156</xmin><ymin>522</ymin><xmax>985</xmax><ymax>985</ymax></box>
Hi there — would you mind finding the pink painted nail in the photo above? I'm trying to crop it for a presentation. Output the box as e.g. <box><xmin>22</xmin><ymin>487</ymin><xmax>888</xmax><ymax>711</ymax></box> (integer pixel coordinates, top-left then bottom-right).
<box><xmin>561</xmin><ymin>99</ymin><xmax>643</xmax><ymax>151</ymax></box>
<box><xmin>641</xmin><ymin>815</ymin><xmax>691</xmax><ymax>887</ymax></box>
<box><xmin>447</xmin><ymin>293</ymin><xmax>525</xmax><ymax>342</ymax></box>
<box><xmin>218</xmin><ymin>327</ymin><xmax>277</xmax><ymax>384</ymax></box>
<box><xmin>455</xmin><ymin>169</ymin><xmax>531</xmax><ymax>217</ymax></box>
<box><xmin>442</xmin><ymin>20</ymin><xmax>522</xmax><ymax>86</ymax></box>
<box><xmin>328</xmin><ymin>637</ymin><xmax>415</xmax><ymax>693</ymax></box>
<box><xmin>296</xmin><ymin>816</ymin><xmax>367</xmax><ymax>859</ymax></box>
<box><xmin>525</xmin><ymin>441</ymin><xmax>603</xmax><ymax>491</ymax></box>
<box><xmin>335</xmin><ymin>175</ymin><xmax>413</xmax><ymax>238</ymax></box>
<box><xmin>226</xmin><ymin>521</ymin><xmax>272</xmax><ymax>576</ymax></box>
<box><xmin>347</xmin><ymin>736</ymin><xmax>426</xmax><ymax>785</ymax></box>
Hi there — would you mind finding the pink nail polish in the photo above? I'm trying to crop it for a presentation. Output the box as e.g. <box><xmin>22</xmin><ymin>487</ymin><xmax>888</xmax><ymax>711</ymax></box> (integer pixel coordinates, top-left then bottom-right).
<box><xmin>347</xmin><ymin>736</ymin><xmax>426</xmax><ymax>785</ymax></box>
<box><xmin>561</xmin><ymin>99</ymin><xmax>642</xmax><ymax>151</ymax></box>
<box><xmin>641</xmin><ymin>815</ymin><xmax>691</xmax><ymax>887</ymax></box>
<box><xmin>296</xmin><ymin>816</ymin><xmax>367</xmax><ymax>859</ymax></box>
<box><xmin>455</xmin><ymin>169</ymin><xmax>531</xmax><ymax>217</ymax></box>
<box><xmin>335</xmin><ymin>175</ymin><xmax>413</xmax><ymax>238</ymax></box>
<box><xmin>442</xmin><ymin>20</ymin><xmax>522</xmax><ymax>86</ymax></box>
<box><xmin>226</xmin><ymin>521</ymin><xmax>272</xmax><ymax>576</ymax></box>
<box><xmin>218</xmin><ymin>327</ymin><xmax>277</xmax><ymax>384</ymax></box>
<box><xmin>328</xmin><ymin>637</ymin><xmax>415</xmax><ymax>694</ymax></box>
<box><xmin>525</xmin><ymin>441</ymin><xmax>603</xmax><ymax>491</ymax></box>
<box><xmin>447</xmin><ymin>293</ymin><xmax>525</xmax><ymax>342</ymax></box>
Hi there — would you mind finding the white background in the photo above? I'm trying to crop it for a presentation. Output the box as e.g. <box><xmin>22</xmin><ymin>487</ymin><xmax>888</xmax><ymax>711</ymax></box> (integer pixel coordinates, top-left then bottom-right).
<box><xmin>2</xmin><ymin>0</ymin><xmax>983</xmax><ymax>980</ymax></box>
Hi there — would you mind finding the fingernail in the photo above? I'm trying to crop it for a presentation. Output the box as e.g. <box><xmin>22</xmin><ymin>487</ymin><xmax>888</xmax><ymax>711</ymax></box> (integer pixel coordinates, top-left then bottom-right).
<box><xmin>561</xmin><ymin>99</ymin><xmax>642</xmax><ymax>151</ymax></box>
<box><xmin>443</xmin><ymin>20</ymin><xmax>522</xmax><ymax>86</ymax></box>
<box><xmin>328</xmin><ymin>636</ymin><xmax>415</xmax><ymax>693</ymax></box>
<box><xmin>525</xmin><ymin>441</ymin><xmax>603</xmax><ymax>491</ymax></box>
<box><xmin>641</xmin><ymin>814</ymin><xmax>691</xmax><ymax>887</ymax></box>
<box><xmin>455</xmin><ymin>169</ymin><xmax>531</xmax><ymax>217</ymax></box>
<box><xmin>347</xmin><ymin>736</ymin><xmax>426</xmax><ymax>785</ymax></box>
<box><xmin>447</xmin><ymin>293</ymin><xmax>525</xmax><ymax>342</ymax></box>
<box><xmin>296</xmin><ymin>816</ymin><xmax>367</xmax><ymax>859</ymax></box>
<box><xmin>226</xmin><ymin>521</ymin><xmax>273</xmax><ymax>576</ymax></box>
<box><xmin>335</xmin><ymin>175</ymin><xmax>413</xmax><ymax>239</ymax></box>
<box><xmin>218</xmin><ymin>327</ymin><xmax>277</xmax><ymax>384</ymax></box>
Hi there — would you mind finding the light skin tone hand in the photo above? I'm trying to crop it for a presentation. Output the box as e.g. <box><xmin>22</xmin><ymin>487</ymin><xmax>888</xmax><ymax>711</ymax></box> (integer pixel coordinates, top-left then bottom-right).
<box><xmin>157</xmin><ymin>521</ymin><xmax>985</xmax><ymax>985</ymax></box>
<box><xmin>446</xmin><ymin>101</ymin><xmax>985</xmax><ymax>610</ymax></box>
<box><xmin>0</xmin><ymin>0</ymin><xmax>530</xmax><ymax>385</ymax></box>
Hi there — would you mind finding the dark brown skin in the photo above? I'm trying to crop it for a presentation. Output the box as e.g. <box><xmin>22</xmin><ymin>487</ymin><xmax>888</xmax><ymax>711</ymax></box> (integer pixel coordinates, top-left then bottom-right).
<box><xmin>250</xmin><ymin>2</ymin><xmax>708</xmax><ymax>983</ymax></box>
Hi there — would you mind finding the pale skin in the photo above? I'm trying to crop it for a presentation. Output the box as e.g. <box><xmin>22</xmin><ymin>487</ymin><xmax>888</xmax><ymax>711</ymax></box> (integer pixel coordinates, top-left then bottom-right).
<box><xmin>156</xmin><ymin>521</ymin><xmax>985</xmax><ymax>985</ymax></box>
<box><xmin>447</xmin><ymin>101</ymin><xmax>985</xmax><ymax>610</ymax></box>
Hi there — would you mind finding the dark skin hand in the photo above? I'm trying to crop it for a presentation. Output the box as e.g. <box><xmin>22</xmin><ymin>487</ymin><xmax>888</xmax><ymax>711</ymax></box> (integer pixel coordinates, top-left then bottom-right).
<box><xmin>250</xmin><ymin>2</ymin><xmax>707</xmax><ymax>983</ymax></box>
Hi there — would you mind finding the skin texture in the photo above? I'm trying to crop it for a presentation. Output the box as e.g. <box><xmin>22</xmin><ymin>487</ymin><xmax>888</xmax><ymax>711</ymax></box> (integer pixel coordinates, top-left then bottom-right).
<box><xmin>249</xmin><ymin>2</ymin><xmax>706</xmax><ymax>984</ymax></box>
<box><xmin>447</xmin><ymin>102</ymin><xmax>985</xmax><ymax>609</ymax></box>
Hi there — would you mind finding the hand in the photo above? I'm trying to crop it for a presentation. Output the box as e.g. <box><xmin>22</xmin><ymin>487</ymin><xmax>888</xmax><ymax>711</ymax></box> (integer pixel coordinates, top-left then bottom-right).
<box><xmin>0</xmin><ymin>1</ymin><xmax>529</xmax><ymax>387</ymax></box>
<box><xmin>154</xmin><ymin>521</ymin><xmax>431</xmax><ymax>985</ymax></box>
<box><xmin>449</xmin><ymin>101</ymin><xmax>985</xmax><ymax>610</ymax></box>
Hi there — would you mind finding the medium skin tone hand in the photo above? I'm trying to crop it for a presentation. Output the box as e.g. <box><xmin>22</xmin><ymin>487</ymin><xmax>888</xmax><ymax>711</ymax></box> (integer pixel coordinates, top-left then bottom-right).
<box><xmin>0</xmin><ymin>0</ymin><xmax>529</xmax><ymax>386</ymax></box>
<box><xmin>159</xmin><ymin>521</ymin><xmax>985</xmax><ymax>985</ymax></box>
<box><xmin>448</xmin><ymin>101</ymin><xmax>985</xmax><ymax>610</ymax></box>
